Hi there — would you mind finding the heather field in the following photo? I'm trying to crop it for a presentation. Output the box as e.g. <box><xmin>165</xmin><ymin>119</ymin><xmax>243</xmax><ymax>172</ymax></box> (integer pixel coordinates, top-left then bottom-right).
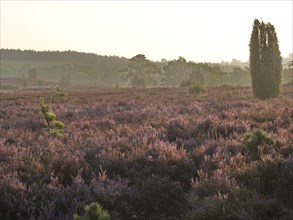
<box><xmin>0</xmin><ymin>85</ymin><xmax>292</xmax><ymax>219</ymax></box>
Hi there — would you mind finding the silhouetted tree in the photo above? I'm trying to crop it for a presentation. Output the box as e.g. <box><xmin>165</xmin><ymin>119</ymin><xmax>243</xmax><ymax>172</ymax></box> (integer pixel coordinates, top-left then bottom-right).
<box><xmin>249</xmin><ymin>19</ymin><xmax>282</xmax><ymax>99</ymax></box>
<box><xmin>161</xmin><ymin>57</ymin><xmax>192</xmax><ymax>86</ymax></box>
<box><xmin>120</xmin><ymin>54</ymin><xmax>161</xmax><ymax>87</ymax></box>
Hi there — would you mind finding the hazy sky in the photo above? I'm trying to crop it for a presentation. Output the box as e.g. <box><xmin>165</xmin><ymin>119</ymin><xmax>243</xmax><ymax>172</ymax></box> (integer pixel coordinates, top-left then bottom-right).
<box><xmin>1</xmin><ymin>1</ymin><xmax>292</xmax><ymax>62</ymax></box>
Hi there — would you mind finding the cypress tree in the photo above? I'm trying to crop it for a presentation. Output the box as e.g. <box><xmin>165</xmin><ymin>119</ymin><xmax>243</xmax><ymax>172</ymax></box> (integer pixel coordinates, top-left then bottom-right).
<box><xmin>249</xmin><ymin>19</ymin><xmax>282</xmax><ymax>100</ymax></box>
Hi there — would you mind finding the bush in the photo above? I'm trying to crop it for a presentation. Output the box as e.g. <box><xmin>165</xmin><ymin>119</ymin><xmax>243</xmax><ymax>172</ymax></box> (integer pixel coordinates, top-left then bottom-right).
<box><xmin>73</xmin><ymin>202</ymin><xmax>110</xmax><ymax>220</ymax></box>
<box><xmin>180</xmin><ymin>77</ymin><xmax>206</xmax><ymax>94</ymax></box>
<box><xmin>132</xmin><ymin>175</ymin><xmax>188</xmax><ymax>219</ymax></box>
<box><xmin>242</xmin><ymin>128</ymin><xmax>275</xmax><ymax>160</ymax></box>
<box><xmin>188</xmin><ymin>83</ymin><xmax>206</xmax><ymax>94</ymax></box>
<box><xmin>167</xmin><ymin>120</ymin><xmax>190</xmax><ymax>142</ymax></box>
<box><xmin>89</xmin><ymin>177</ymin><xmax>134</xmax><ymax>219</ymax></box>
<box><xmin>52</xmin><ymin>87</ymin><xmax>68</xmax><ymax>102</ymax></box>
<box><xmin>187</xmin><ymin>169</ymin><xmax>289</xmax><ymax>220</ymax></box>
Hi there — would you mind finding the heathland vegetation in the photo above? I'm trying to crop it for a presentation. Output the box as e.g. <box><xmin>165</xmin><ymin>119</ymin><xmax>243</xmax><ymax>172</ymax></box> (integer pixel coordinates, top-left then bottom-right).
<box><xmin>0</xmin><ymin>85</ymin><xmax>292</xmax><ymax>219</ymax></box>
<box><xmin>0</xmin><ymin>19</ymin><xmax>292</xmax><ymax>219</ymax></box>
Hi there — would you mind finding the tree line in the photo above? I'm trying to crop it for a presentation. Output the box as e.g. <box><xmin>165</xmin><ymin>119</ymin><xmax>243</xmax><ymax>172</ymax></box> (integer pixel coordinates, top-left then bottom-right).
<box><xmin>0</xmin><ymin>49</ymin><xmax>253</xmax><ymax>88</ymax></box>
<box><xmin>1</xmin><ymin>25</ymin><xmax>292</xmax><ymax>92</ymax></box>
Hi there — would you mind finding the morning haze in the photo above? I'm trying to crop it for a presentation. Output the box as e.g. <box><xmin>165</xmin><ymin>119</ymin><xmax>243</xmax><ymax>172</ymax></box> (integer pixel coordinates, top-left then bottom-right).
<box><xmin>1</xmin><ymin>1</ymin><xmax>293</xmax><ymax>219</ymax></box>
<box><xmin>1</xmin><ymin>1</ymin><xmax>292</xmax><ymax>63</ymax></box>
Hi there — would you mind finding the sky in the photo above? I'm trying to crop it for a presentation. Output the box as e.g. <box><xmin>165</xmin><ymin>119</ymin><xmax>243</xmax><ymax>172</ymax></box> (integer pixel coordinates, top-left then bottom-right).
<box><xmin>0</xmin><ymin>1</ymin><xmax>292</xmax><ymax>63</ymax></box>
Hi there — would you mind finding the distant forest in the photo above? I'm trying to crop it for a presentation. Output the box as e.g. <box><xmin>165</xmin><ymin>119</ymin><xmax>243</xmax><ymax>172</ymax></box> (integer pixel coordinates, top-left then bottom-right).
<box><xmin>0</xmin><ymin>49</ymin><xmax>292</xmax><ymax>89</ymax></box>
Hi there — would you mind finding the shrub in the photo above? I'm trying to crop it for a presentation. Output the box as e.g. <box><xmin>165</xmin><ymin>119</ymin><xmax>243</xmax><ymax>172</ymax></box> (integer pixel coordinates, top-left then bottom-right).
<box><xmin>242</xmin><ymin>128</ymin><xmax>275</xmax><ymax>160</ymax></box>
<box><xmin>89</xmin><ymin>177</ymin><xmax>134</xmax><ymax>219</ymax></box>
<box><xmin>167</xmin><ymin>120</ymin><xmax>190</xmax><ymax>142</ymax></box>
<box><xmin>52</xmin><ymin>87</ymin><xmax>68</xmax><ymax>102</ymax></box>
<box><xmin>180</xmin><ymin>77</ymin><xmax>206</xmax><ymax>94</ymax></box>
<box><xmin>52</xmin><ymin>156</ymin><xmax>81</xmax><ymax>186</ymax></box>
<box><xmin>188</xmin><ymin>82</ymin><xmax>206</xmax><ymax>94</ymax></box>
<box><xmin>73</xmin><ymin>202</ymin><xmax>110</xmax><ymax>220</ymax></box>
<box><xmin>187</xmin><ymin>169</ymin><xmax>289</xmax><ymax>220</ymax></box>
<box><xmin>132</xmin><ymin>175</ymin><xmax>188</xmax><ymax>219</ymax></box>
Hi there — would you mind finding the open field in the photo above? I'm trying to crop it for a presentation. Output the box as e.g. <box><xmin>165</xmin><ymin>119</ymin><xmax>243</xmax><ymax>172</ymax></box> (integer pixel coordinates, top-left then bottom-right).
<box><xmin>0</xmin><ymin>85</ymin><xmax>292</xmax><ymax>219</ymax></box>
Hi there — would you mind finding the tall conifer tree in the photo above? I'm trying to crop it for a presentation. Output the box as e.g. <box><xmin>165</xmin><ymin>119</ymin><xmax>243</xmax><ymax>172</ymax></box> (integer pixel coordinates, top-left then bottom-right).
<box><xmin>249</xmin><ymin>19</ymin><xmax>282</xmax><ymax>100</ymax></box>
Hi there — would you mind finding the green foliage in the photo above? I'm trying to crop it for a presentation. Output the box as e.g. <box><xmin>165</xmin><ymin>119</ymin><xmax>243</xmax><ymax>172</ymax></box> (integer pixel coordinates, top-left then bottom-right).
<box><xmin>73</xmin><ymin>202</ymin><xmax>110</xmax><ymax>220</ymax></box>
<box><xmin>243</xmin><ymin>128</ymin><xmax>275</xmax><ymax>160</ymax></box>
<box><xmin>120</xmin><ymin>54</ymin><xmax>161</xmax><ymax>87</ymax></box>
<box><xmin>162</xmin><ymin>57</ymin><xmax>190</xmax><ymax>86</ymax></box>
<box><xmin>226</xmin><ymin>67</ymin><xmax>251</xmax><ymax>86</ymax></box>
<box><xmin>52</xmin><ymin>87</ymin><xmax>68</xmax><ymax>102</ymax></box>
<box><xmin>181</xmin><ymin>76</ymin><xmax>206</xmax><ymax>94</ymax></box>
<box><xmin>161</xmin><ymin>57</ymin><xmax>203</xmax><ymax>86</ymax></box>
<box><xmin>39</xmin><ymin>97</ymin><xmax>65</xmax><ymax>137</ymax></box>
<box><xmin>249</xmin><ymin>19</ymin><xmax>282</xmax><ymax>99</ymax></box>
<box><xmin>193</xmin><ymin>63</ymin><xmax>226</xmax><ymax>86</ymax></box>
<box><xmin>188</xmin><ymin>83</ymin><xmax>206</xmax><ymax>94</ymax></box>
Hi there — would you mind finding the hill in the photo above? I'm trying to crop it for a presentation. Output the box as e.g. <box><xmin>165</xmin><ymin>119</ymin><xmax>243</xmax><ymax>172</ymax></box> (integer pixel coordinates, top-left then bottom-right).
<box><xmin>0</xmin><ymin>49</ymin><xmax>130</xmax><ymax>87</ymax></box>
<box><xmin>1</xmin><ymin>49</ymin><xmax>292</xmax><ymax>89</ymax></box>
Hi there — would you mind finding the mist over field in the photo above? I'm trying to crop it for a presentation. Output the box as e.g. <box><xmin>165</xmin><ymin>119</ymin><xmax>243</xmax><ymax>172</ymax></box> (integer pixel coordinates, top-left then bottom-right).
<box><xmin>0</xmin><ymin>49</ymin><xmax>292</xmax><ymax>90</ymax></box>
<box><xmin>0</xmin><ymin>48</ymin><xmax>292</xmax><ymax>219</ymax></box>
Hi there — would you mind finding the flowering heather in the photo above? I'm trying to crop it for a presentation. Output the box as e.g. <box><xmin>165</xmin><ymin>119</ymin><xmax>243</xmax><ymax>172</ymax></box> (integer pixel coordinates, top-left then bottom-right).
<box><xmin>0</xmin><ymin>85</ymin><xmax>292</xmax><ymax>219</ymax></box>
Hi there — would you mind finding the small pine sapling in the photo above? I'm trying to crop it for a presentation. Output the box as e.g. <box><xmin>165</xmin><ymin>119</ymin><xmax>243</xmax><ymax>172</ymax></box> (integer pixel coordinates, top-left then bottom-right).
<box><xmin>242</xmin><ymin>128</ymin><xmax>275</xmax><ymax>160</ymax></box>
<box><xmin>52</xmin><ymin>87</ymin><xmax>68</xmax><ymax>102</ymax></box>
<box><xmin>39</xmin><ymin>97</ymin><xmax>65</xmax><ymax>137</ymax></box>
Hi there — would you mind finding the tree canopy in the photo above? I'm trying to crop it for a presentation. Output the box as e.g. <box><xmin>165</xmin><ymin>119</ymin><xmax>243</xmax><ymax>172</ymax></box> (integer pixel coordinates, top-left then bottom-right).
<box><xmin>120</xmin><ymin>54</ymin><xmax>161</xmax><ymax>87</ymax></box>
<box><xmin>161</xmin><ymin>57</ymin><xmax>195</xmax><ymax>86</ymax></box>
